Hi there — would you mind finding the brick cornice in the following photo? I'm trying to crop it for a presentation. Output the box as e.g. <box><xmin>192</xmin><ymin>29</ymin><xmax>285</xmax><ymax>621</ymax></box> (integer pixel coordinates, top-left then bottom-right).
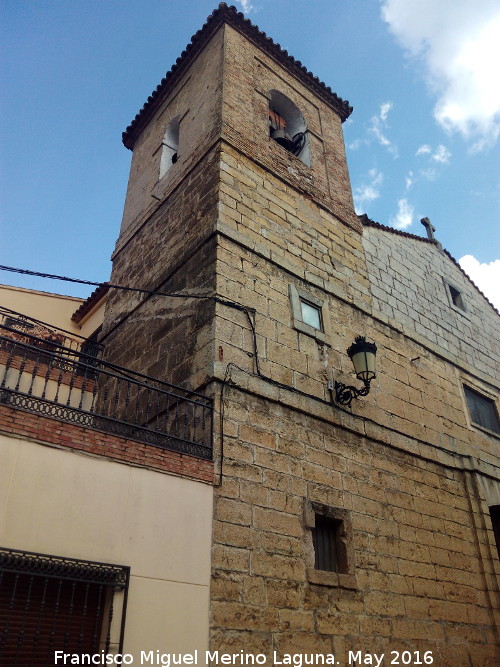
<box><xmin>0</xmin><ymin>405</ymin><xmax>214</xmax><ymax>484</ymax></box>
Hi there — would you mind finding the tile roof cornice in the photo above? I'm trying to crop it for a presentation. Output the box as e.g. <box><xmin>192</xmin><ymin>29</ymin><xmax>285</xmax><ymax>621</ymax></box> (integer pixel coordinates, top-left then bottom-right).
<box><xmin>122</xmin><ymin>3</ymin><xmax>352</xmax><ymax>150</ymax></box>
<box><xmin>359</xmin><ymin>213</ymin><xmax>436</xmax><ymax>244</ymax></box>
<box><xmin>359</xmin><ymin>214</ymin><xmax>499</xmax><ymax>315</ymax></box>
<box><xmin>71</xmin><ymin>283</ymin><xmax>109</xmax><ymax>323</ymax></box>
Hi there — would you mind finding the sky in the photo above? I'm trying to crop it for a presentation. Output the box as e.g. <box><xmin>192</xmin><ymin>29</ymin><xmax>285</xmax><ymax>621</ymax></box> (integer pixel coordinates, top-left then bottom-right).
<box><xmin>1</xmin><ymin>0</ymin><xmax>499</xmax><ymax>308</ymax></box>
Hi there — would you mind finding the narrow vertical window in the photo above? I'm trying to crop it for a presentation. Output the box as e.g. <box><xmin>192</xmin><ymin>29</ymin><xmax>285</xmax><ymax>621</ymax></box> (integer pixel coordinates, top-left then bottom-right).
<box><xmin>312</xmin><ymin>515</ymin><xmax>341</xmax><ymax>572</ymax></box>
<box><xmin>160</xmin><ymin>115</ymin><xmax>180</xmax><ymax>179</ymax></box>
<box><xmin>304</xmin><ymin>501</ymin><xmax>356</xmax><ymax>589</ymax></box>
<box><xmin>489</xmin><ymin>506</ymin><xmax>500</xmax><ymax>559</ymax></box>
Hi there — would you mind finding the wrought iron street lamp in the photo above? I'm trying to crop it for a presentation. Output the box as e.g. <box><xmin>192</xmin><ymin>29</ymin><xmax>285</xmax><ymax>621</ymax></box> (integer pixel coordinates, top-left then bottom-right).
<box><xmin>329</xmin><ymin>336</ymin><xmax>377</xmax><ymax>408</ymax></box>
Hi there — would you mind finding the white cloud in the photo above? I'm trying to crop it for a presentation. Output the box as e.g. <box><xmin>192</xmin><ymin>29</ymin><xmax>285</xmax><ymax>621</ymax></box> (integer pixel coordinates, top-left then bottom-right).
<box><xmin>381</xmin><ymin>0</ymin><xmax>500</xmax><ymax>149</ymax></box>
<box><xmin>348</xmin><ymin>138</ymin><xmax>365</xmax><ymax>150</ymax></box>
<box><xmin>353</xmin><ymin>169</ymin><xmax>384</xmax><ymax>213</ymax></box>
<box><xmin>416</xmin><ymin>144</ymin><xmax>431</xmax><ymax>156</ymax></box>
<box><xmin>419</xmin><ymin>167</ymin><xmax>437</xmax><ymax>181</ymax></box>
<box><xmin>459</xmin><ymin>255</ymin><xmax>500</xmax><ymax>309</ymax></box>
<box><xmin>389</xmin><ymin>198</ymin><xmax>414</xmax><ymax>229</ymax></box>
<box><xmin>405</xmin><ymin>171</ymin><xmax>414</xmax><ymax>190</ymax></box>
<box><xmin>380</xmin><ymin>102</ymin><xmax>393</xmax><ymax>121</ymax></box>
<box><xmin>432</xmin><ymin>145</ymin><xmax>451</xmax><ymax>163</ymax></box>
<box><xmin>416</xmin><ymin>144</ymin><xmax>451</xmax><ymax>172</ymax></box>
<box><xmin>237</xmin><ymin>0</ymin><xmax>254</xmax><ymax>14</ymax></box>
<box><xmin>368</xmin><ymin>102</ymin><xmax>399</xmax><ymax>157</ymax></box>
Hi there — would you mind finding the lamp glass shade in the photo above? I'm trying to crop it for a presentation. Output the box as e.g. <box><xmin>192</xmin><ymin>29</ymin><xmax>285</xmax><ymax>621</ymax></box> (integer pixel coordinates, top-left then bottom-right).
<box><xmin>347</xmin><ymin>337</ymin><xmax>377</xmax><ymax>382</ymax></box>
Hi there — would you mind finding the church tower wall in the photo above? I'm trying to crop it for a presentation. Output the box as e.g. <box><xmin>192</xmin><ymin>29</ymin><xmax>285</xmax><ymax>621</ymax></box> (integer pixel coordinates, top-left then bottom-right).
<box><xmin>98</xmin><ymin>7</ymin><xmax>500</xmax><ymax>665</ymax></box>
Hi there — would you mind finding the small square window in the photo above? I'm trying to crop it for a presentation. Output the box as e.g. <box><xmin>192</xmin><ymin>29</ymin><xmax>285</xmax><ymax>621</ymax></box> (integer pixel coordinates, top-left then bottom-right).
<box><xmin>300</xmin><ymin>299</ymin><xmax>322</xmax><ymax>331</ymax></box>
<box><xmin>464</xmin><ymin>385</ymin><xmax>500</xmax><ymax>434</ymax></box>
<box><xmin>289</xmin><ymin>285</ymin><xmax>330</xmax><ymax>344</ymax></box>
<box><xmin>444</xmin><ymin>279</ymin><xmax>467</xmax><ymax>313</ymax></box>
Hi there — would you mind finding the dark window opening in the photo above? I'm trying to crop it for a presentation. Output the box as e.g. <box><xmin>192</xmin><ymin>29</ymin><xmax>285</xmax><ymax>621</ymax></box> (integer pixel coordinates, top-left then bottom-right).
<box><xmin>0</xmin><ymin>547</ymin><xmax>129</xmax><ymax>666</ymax></box>
<box><xmin>448</xmin><ymin>284</ymin><xmax>465</xmax><ymax>311</ymax></box>
<box><xmin>464</xmin><ymin>385</ymin><xmax>500</xmax><ymax>434</ymax></box>
<box><xmin>489</xmin><ymin>506</ymin><xmax>500</xmax><ymax>559</ymax></box>
<box><xmin>312</xmin><ymin>515</ymin><xmax>342</xmax><ymax>573</ymax></box>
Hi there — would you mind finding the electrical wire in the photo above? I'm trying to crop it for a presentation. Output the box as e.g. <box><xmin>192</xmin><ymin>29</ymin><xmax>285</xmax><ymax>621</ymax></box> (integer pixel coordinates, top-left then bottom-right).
<box><xmin>0</xmin><ymin>264</ymin><xmax>253</xmax><ymax>314</ymax></box>
<box><xmin>5</xmin><ymin>264</ymin><xmax>494</xmax><ymax>480</ymax></box>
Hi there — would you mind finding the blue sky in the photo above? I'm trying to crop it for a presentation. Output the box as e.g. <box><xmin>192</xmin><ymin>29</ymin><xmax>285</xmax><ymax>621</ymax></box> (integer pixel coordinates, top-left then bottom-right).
<box><xmin>1</xmin><ymin>0</ymin><xmax>499</xmax><ymax>306</ymax></box>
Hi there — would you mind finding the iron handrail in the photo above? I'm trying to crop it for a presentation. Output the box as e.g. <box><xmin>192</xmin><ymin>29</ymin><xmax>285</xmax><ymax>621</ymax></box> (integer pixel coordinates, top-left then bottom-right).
<box><xmin>0</xmin><ymin>305</ymin><xmax>103</xmax><ymax>357</ymax></box>
<box><xmin>0</xmin><ymin>333</ymin><xmax>213</xmax><ymax>459</ymax></box>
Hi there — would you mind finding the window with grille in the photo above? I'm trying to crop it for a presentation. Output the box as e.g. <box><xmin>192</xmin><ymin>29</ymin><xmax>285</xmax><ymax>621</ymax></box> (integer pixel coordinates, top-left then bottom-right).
<box><xmin>0</xmin><ymin>547</ymin><xmax>129</xmax><ymax>666</ymax></box>
<box><xmin>304</xmin><ymin>501</ymin><xmax>356</xmax><ymax>589</ymax></box>
<box><xmin>312</xmin><ymin>515</ymin><xmax>341</xmax><ymax>572</ymax></box>
<box><xmin>463</xmin><ymin>385</ymin><xmax>500</xmax><ymax>434</ymax></box>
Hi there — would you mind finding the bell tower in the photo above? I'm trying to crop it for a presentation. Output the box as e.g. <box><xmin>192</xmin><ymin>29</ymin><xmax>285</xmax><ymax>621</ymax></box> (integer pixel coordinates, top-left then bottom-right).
<box><xmin>101</xmin><ymin>3</ymin><xmax>371</xmax><ymax>659</ymax></box>
<box><xmin>101</xmin><ymin>3</ymin><xmax>365</xmax><ymax>390</ymax></box>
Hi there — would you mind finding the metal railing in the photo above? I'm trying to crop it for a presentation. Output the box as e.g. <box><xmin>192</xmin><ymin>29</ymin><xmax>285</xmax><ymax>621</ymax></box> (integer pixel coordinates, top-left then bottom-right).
<box><xmin>0</xmin><ymin>305</ymin><xmax>103</xmax><ymax>359</ymax></box>
<box><xmin>0</xmin><ymin>333</ymin><xmax>213</xmax><ymax>460</ymax></box>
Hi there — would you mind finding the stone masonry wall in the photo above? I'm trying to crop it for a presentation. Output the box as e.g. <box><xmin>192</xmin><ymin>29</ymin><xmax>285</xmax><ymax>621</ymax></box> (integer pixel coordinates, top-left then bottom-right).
<box><xmin>221</xmin><ymin>25</ymin><xmax>360</xmax><ymax>232</ymax></box>
<box><xmin>102</xmin><ymin>145</ymin><xmax>220</xmax><ymax>389</ymax></box>
<box><xmin>209</xmin><ymin>148</ymin><xmax>499</xmax><ymax>665</ymax></box>
<box><xmin>211</xmin><ymin>386</ymin><xmax>499</xmax><ymax>666</ymax></box>
<box><xmin>214</xmin><ymin>145</ymin><xmax>499</xmax><ymax>466</ymax></box>
<box><xmin>119</xmin><ymin>26</ymin><xmax>224</xmax><ymax>240</ymax></box>
<box><xmin>362</xmin><ymin>226</ymin><xmax>500</xmax><ymax>382</ymax></box>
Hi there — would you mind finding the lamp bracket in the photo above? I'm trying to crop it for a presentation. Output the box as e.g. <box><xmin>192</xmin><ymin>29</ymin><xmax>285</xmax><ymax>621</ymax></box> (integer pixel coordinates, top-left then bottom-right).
<box><xmin>329</xmin><ymin>379</ymin><xmax>371</xmax><ymax>408</ymax></box>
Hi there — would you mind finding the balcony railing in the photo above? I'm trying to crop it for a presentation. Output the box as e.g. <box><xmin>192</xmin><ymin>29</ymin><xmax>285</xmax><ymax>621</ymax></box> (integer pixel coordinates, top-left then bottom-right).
<box><xmin>0</xmin><ymin>327</ymin><xmax>213</xmax><ymax>460</ymax></box>
<box><xmin>0</xmin><ymin>305</ymin><xmax>103</xmax><ymax>359</ymax></box>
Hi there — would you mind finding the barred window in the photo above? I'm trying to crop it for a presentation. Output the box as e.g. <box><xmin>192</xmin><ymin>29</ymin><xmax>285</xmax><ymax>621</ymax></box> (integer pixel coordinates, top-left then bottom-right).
<box><xmin>312</xmin><ymin>515</ymin><xmax>341</xmax><ymax>572</ymax></box>
<box><xmin>0</xmin><ymin>547</ymin><xmax>129</xmax><ymax>665</ymax></box>
<box><xmin>304</xmin><ymin>501</ymin><xmax>356</xmax><ymax>589</ymax></box>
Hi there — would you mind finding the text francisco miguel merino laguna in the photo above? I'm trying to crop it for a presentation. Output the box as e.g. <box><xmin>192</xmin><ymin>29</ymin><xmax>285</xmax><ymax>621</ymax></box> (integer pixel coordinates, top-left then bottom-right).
<box><xmin>53</xmin><ymin>650</ymin><xmax>395</xmax><ymax>666</ymax></box>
